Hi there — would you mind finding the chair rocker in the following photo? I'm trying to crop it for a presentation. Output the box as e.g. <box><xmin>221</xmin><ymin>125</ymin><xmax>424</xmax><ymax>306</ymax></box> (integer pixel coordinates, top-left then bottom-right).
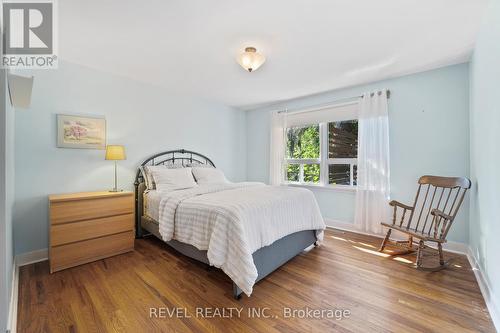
<box><xmin>379</xmin><ymin>175</ymin><xmax>471</xmax><ymax>271</ymax></box>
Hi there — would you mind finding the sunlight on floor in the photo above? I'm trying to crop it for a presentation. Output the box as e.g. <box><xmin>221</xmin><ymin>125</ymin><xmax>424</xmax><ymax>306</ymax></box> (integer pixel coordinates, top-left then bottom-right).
<box><xmin>331</xmin><ymin>235</ymin><xmax>379</xmax><ymax>248</ymax></box>
<box><xmin>330</xmin><ymin>236</ymin><xmax>348</xmax><ymax>242</ymax></box>
<box><xmin>357</xmin><ymin>242</ymin><xmax>376</xmax><ymax>248</ymax></box>
<box><xmin>332</xmin><ymin>232</ymin><xmax>458</xmax><ymax>267</ymax></box>
<box><xmin>333</xmin><ymin>233</ymin><xmax>402</xmax><ymax>259</ymax></box>
<box><xmin>352</xmin><ymin>246</ymin><xmax>391</xmax><ymax>258</ymax></box>
<box><xmin>393</xmin><ymin>257</ymin><xmax>413</xmax><ymax>264</ymax></box>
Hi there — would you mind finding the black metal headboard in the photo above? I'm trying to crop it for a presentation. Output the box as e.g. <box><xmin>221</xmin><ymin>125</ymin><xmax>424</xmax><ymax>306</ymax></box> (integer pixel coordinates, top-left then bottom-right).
<box><xmin>133</xmin><ymin>149</ymin><xmax>215</xmax><ymax>237</ymax></box>
<box><xmin>134</xmin><ymin>149</ymin><xmax>215</xmax><ymax>186</ymax></box>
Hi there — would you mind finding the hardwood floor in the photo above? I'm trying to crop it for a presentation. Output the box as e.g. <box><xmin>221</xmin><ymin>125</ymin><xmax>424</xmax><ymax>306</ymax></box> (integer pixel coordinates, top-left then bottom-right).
<box><xmin>18</xmin><ymin>229</ymin><xmax>495</xmax><ymax>332</ymax></box>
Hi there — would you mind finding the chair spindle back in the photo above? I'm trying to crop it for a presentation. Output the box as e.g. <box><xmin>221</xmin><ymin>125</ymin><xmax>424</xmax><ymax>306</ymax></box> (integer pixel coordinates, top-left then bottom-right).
<box><xmin>405</xmin><ymin>176</ymin><xmax>471</xmax><ymax>240</ymax></box>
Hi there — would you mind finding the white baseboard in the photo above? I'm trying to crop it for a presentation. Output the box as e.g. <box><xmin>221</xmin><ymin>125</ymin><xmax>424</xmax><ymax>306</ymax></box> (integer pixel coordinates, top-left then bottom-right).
<box><xmin>325</xmin><ymin>219</ymin><xmax>375</xmax><ymax>238</ymax></box>
<box><xmin>15</xmin><ymin>248</ymin><xmax>48</xmax><ymax>267</ymax></box>
<box><xmin>7</xmin><ymin>248</ymin><xmax>48</xmax><ymax>332</ymax></box>
<box><xmin>7</xmin><ymin>262</ymin><xmax>18</xmax><ymax>333</ymax></box>
<box><xmin>325</xmin><ymin>218</ymin><xmax>498</xmax><ymax>331</ymax></box>
<box><xmin>465</xmin><ymin>247</ymin><xmax>500</xmax><ymax>331</ymax></box>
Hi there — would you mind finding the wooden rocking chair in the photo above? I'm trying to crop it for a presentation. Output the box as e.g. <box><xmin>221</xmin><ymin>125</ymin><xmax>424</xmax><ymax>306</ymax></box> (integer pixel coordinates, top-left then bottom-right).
<box><xmin>379</xmin><ymin>175</ymin><xmax>471</xmax><ymax>271</ymax></box>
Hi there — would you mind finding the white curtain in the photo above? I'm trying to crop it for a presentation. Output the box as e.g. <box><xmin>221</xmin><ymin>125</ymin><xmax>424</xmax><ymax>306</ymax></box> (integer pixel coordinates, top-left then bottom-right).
<box><xmin>269</xmin><ymin>110</ymin><xmax>286</xmax><ymax>185</ymax></box>
<box><xmin>354</xmin><ymin>90</ymin><xmax>391</xmax><ymax>234</ymax></box>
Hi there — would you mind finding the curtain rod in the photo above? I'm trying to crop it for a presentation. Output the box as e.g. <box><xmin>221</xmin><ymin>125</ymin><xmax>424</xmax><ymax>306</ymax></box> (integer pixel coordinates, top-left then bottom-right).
<box><xmin>277</xmin><ymin>89</ymin><xmax>390</xmax><ymax>114</ymax></box>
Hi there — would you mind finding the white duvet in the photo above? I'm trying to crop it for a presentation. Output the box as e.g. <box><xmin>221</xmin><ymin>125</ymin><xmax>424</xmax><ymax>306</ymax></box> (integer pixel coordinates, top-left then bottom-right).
<box><xmin>157</xmin><ymin>182</ymin><xmax>326</xmax><ymax>296</ymax></box>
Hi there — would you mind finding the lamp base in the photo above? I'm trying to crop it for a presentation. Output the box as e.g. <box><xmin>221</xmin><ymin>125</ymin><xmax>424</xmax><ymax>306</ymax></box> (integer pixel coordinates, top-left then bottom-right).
<box><xmin>109</xmin><ymin>189</ymin><xmax>124</xmax><ymax>193</ymax></box>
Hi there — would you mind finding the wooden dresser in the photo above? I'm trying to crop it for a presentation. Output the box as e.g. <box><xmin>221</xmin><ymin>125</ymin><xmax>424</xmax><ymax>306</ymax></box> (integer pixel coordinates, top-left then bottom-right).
<box><xmin>49</xmin><ymin>191</ymin><xmax>135</xmax><ymax>273</ymax></box>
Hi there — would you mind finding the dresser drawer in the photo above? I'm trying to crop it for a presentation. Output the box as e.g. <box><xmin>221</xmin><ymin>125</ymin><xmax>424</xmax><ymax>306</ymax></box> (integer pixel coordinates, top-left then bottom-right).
<box><xmin>51</xmin><ymin>214</ymin><xmax>134</xmax><ymax>246</ymax></box>
<box><xmin>50</xmin><ymin>195</ymin><xmax>134</xmax><ymax>224</ymax></box>
<box><xmin>50</xmin><ymin>231</ymin><xmax>134</xmax><ymax>272</ymax></box>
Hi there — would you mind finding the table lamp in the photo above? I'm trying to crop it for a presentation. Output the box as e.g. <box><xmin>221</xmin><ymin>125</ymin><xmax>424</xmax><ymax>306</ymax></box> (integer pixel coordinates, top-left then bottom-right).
<box><xmin>105</xmin><ymin>145</ymin><xmax>126</xmax><ymax>192</ymax></box>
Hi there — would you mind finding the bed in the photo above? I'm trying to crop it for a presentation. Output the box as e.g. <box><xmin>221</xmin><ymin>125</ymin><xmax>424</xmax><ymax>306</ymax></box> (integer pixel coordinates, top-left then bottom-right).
<box><xmin>134</xmin><ymin>149</ymin><xmax>326</xmax><ymax>299</ymax></box>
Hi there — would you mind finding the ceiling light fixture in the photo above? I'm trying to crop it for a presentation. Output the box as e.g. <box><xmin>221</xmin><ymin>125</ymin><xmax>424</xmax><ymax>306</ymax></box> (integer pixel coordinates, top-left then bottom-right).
<box><xmin>237</xmin><ymin>47</ymin><xmax>265</xmax><ymax>72</ymax></box>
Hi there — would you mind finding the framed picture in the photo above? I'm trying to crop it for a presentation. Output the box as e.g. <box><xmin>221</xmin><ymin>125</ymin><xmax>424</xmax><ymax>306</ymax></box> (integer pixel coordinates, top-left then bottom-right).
<box><xmin>57</xmin><ymin>114</ymin><xmax>106</xmax><ymax>149</ymax></box>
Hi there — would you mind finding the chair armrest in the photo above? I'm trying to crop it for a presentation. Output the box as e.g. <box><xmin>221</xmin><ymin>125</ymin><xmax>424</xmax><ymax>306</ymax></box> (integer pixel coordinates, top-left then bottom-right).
<box><xmin>389</xmin><ymin>200</ymin><xmax>414</xmax><ymax>211</ymax></box>
<box><xmin>431</xmin><ymin>209</ymin><xmax>452</xmax><ymax>221</ymax></box>
<box><xmin>431</xmin><ymin>209</ymin><xmax>453</xmax><ymax>240</ymax></box>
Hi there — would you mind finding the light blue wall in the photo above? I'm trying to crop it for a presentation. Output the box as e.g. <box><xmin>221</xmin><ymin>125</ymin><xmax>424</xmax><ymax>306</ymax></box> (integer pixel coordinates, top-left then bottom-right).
<box><xmin>13</xmin><ymin>61</ymin><xmax>247</xmax><ymax>255</ymax></box>
<box><xmin>246</xmin><ymin>63</ymin><xmax>470</xmax><ymax>243</ymax></box>
<box><xmin>13</xmin><ymin>63</ymin><xmax>471</xmax><ymax>251</ymax></box>
<box><xmin>469</xmin><ymin>0</ymin><xmax>500</xmax><ymax>325</ymax></box>
<box><xmin>0</xmin><ymin>70</ymin><xmax>15</xmax><ymax>331</ymax></box>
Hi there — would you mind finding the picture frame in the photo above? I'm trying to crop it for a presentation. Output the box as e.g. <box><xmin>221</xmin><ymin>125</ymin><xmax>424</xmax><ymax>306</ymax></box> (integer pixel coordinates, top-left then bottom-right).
<box><xmin>57</xmin><ymin>114</ymin><xmax>106</xmax><ymax>149</ymax></box>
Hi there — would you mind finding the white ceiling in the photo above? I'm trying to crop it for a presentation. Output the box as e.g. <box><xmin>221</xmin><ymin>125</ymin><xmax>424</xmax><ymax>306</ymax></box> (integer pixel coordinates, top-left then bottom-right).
<box><xmin>59</xmin><ymin>0</ymin><xmax>488</xmax><ymax>109</ymax></box>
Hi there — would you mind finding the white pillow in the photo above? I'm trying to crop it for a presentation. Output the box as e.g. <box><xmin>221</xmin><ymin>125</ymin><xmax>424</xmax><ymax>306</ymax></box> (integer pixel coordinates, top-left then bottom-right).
<box><xmin>192</xmin><ymin>167</ymin><xmax>229</xmax><ymax>185</ymax></box>
<box><xmin>151</xmin><ymin>167</ymin><xmax>197</xmax><ymax>192</ymax></box>
<box><xmin>141</xmin><ymin>164</ymin><xmax>184</xmax><ymax>190</ymax></box>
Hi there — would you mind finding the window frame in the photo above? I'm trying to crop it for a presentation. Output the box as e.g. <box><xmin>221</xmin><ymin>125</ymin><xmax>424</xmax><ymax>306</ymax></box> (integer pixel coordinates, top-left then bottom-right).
<box><xmin>283</xmin><ymin>121</ymin><xmax>358</xmax><ymax>189</ymax></box>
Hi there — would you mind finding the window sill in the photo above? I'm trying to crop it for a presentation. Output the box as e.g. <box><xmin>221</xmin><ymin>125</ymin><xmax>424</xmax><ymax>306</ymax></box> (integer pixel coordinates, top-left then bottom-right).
<box><xmin>283</xmin><ymin>183</ymin><xmax>357</xmax><ymax>193</ymax></box>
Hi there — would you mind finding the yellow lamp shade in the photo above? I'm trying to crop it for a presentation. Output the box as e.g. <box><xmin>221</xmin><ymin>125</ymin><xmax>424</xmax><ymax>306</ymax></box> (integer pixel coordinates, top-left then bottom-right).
<box><xmin>105</xmin><ymin>145</ymin><xmax>126</xmax><ymax>160</ymax></box>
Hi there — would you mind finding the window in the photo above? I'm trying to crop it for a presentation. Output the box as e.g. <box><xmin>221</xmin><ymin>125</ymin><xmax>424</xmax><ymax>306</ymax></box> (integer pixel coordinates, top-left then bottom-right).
<box><xmin>285</xmin><ymin>124</ymin><xmax>320</xmax><ymax>184</ymax></box>
<box><xmin>328</xmin><ymin>120</ymin><xmax>358</xmax><ymax>186</ymax></box>
<box><xmin>283</xmin><ymin>103</ymin><xmax>358</xmax><ymax>188</ymax></box>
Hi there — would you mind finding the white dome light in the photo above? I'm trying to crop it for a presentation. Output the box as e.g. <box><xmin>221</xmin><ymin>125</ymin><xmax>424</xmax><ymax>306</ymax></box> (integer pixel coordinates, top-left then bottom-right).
<box><xmin>237</xmin><ymin>47</ymin><xmax>265</xmax><ymax>72</ymax></box>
